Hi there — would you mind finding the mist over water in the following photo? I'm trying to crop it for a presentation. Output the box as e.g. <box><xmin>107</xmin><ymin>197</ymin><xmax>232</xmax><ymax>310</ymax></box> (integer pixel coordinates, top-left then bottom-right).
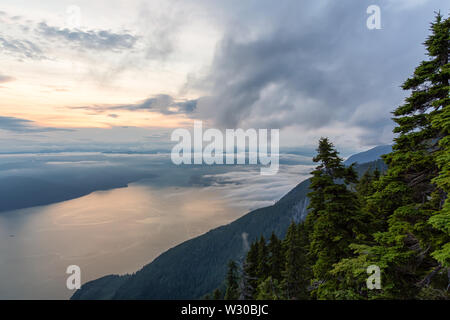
<box><xmin>0</xmin><ymin>152</ymin><xmax>312</xmax><ymax>299</ymax></box>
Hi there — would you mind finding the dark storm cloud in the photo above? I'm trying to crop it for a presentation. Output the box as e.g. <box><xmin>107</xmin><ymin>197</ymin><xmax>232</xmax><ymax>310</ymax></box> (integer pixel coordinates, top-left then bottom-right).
<box><xmin>69</xmin><ymin>94</ymin><xmax>197</xmax><ymax>115</ymax></box>
<box><xmin>120</xmin><ymin>94</ymin><xmax>197</xmax><ymax>115</ymax></box>
<box><xmin>189</xmin><ymin>0</ymin><xmax>448</xmax><ymax>145</ymax></box>
<box><xmin>36</xmin><ymin>22</ymin><xmax>137</xmax><ymax>52</ymax></box>
<box><xmin>0</xmin><ymin>116</ymin><xmax>73</xmax><ymax>133</ymax></box>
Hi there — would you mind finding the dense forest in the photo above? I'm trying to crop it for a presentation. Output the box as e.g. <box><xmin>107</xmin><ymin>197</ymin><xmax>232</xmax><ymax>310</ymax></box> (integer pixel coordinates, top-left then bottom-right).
<box><xmin>213</xmin><ymin>13</ymin><xmax>450</xmax><ymax>300</ymax></box>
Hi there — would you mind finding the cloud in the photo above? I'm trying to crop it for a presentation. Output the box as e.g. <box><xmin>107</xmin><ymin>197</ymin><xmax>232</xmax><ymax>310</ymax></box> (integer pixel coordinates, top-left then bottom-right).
<box><xmin>136</xmin><ymin>3</ymin><xmax>182</xmax><ymax>60</ymax></box>
<box><xmin>0</xmin><ymin>74</ymin><xmax>15</xmax><ymax>83</ymax></box>
<box><xmin>201</xmin><ymin>162</ymin><xmax>313</xmax><ymax>210</ymax></box>
<box><xmin>386</xmin><ymin>0</ymin><xmax>431</xmax><ymax>10</ymax></box>
<box><xmin>0</xmin><ymin>11</ymin><xmax>139</xmax><ymax>63</ymax></box>
<box><xmin>0</xmin><ymin>116</ymin><xmax>73</xmax><ymax>133</ymax></box>
<box><xmin>0</xmin><ymin>36</ymin><xmax>46</xmax><ymax>60</ymax></box>
<box><xmin>69</xmin><ymin>94</ymin><xmax>197</xmax><ymax>116</ymax></box>
<box><xmin>36</xmin><ymin>22</ymin><xmax>137</xmax><ymax>52</ymax></box>
<box><xmin>186</xmin><ymin>0</ymin><xmax>448</xmax><ymax>147</ymax></box>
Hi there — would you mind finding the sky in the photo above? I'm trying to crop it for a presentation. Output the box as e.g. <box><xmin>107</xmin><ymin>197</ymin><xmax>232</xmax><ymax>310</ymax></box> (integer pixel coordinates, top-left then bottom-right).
<box><xmin>0</xmin><ymin>0</ymin><xmax>449</xmax><ymax>155</ymax></box>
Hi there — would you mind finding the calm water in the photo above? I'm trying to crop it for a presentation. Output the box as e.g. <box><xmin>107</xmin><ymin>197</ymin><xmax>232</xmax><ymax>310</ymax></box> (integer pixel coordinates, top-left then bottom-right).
<box><xmin>0</xmin><ymin>183</ymin><xmax>246</xmax><ymax>299</ymax></box>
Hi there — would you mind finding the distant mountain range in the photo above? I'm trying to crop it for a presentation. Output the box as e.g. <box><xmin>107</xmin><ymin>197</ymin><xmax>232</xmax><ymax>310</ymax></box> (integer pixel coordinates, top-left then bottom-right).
<box><xmin>71</xmin><ymin>146</ymin><xmax>390</xmax><ymax>300</ymax></box>
<box><xmin>344</xmin><ymin>145</ymin><xmax>392</xmax><ymax>166</ymax></box>
<box><xmin>0</xmin><ymin>173</ymin><xmax>163</xmax><ymax>213</ymax></box>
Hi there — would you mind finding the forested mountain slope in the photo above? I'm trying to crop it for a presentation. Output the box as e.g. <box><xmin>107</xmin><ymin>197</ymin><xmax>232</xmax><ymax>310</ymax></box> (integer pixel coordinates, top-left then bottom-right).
<box><xmin>72</xmin><ymin>152</ymin><xmax>387</xmax><ymax>300</ymax></box>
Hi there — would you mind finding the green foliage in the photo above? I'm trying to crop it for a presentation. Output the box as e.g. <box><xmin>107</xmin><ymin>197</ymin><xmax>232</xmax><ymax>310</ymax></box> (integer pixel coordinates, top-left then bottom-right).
<box><xmin>282</xmin><ymin>222</ymin><xmax>310</xmax><ymax>299</ymax></box>
<box><xmin>305</xmin><ymin>137</ymin><xmax>368</xmax><ymax>298</ymax></box>
<box><xmin>234</xmin><ymin>14</ymin><xmax>449</xmax><ymax>299</ymax></box>
<box><xmin>75</xmin><ymin>13</ymin><xmax>450</xmax><ymax>302</ymax></box>
<box><xmin>243</xmin><ymin>242</ymin><xmax>259</xmax><ymax>299</ymax></box>
<box><xmin>257</xmin><ymin>237</ymin><xmax>270</xmax><ymax>280</ymax></box>
<box><xmin>329</xmin><ymin>244</ymin><xmax>380</xmax><ymax>300</ymax></box>
<box><xmin>329</xmin><ymin>12</ymin><xmax>450</xmax><ymax>299</ymax></box>
<box><xmin>268</xmin><ymin>232</ymin><xmax>284</xmax><ymax>281</ymax></box>
<box><xmin>256</xmin><ymin>277</ymin><xmax>284</xmax><ymax>300</ymax></box>
<box><xmin>212</xmin><ymin>288</ymin><xmax>222</xmax><ymax>300</ymax></box>
<box><xmin>224</xmin><ymin>260</ymin><xmax>240</xmax><ymax>300</ymax></box>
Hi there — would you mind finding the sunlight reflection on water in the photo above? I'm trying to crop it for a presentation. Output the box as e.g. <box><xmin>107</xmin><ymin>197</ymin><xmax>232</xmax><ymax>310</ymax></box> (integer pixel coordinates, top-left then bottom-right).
<box><xmin>0</xmin><ymin>183</ymin><xmax>246</xmax><ymax>299</ymax></box>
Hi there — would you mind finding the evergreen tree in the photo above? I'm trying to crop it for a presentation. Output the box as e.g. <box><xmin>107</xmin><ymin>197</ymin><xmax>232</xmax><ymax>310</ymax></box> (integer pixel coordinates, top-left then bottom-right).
<box><xmin>212</xmin><ymin>288</ymin><xmax>222</xmax><ymax>300</ymax></box>
<box><xmin>218</xmin><ymin>14</ymin><xmax>449</xmax><ymax>300</ymax></box>
<box><xmin>256</xmin><ymin>236</ymin><xmax>269</xmax><ymax>280</ymax></box>
<box><xmin>336</xmin><ymin>13</ymin><xmax>450</xmax><ymax>299</ymax></box>
<box><xmin>281</xmin><ymin>222</ymin><xmax>310</xmax><ymax>299</ymax></box>
<box><xmin>268</xmin><ymin>232</ymin><xmax>284</xmax><ymax>281</ymax></box>
<box><xmin>239</xmin><ymin>260</ymin><xmax>256</xmax><ymax>300</ymax></box>
<box><xmin>427</xmin><ymin>12</ymin><xmax>450</xmax><ymax>282</ymax></box>
<box><xmin>224</xmin><ymin>260</ymin><xmax>240</xmax><ymax>300</ymax></box>
<box><xmin>297</xmin><ymin>222</ymin><xmax>313</xmax><ymax>297</ymax></box>
<box><xmin>242</xmin><ymin>242</ymin><xmax>259</xmax><ymax>299</ymax></box>
<box><xmin>203</xmin><ymin>293</ymin><xmax>212</xmax><ymax>300</ymax></box>
<box><xmin>357</xmin><ymin>169</ymin><xmax>379</xmax><ymax>200</ymax></box>
<box><xmin>305</xmin><ymin>137</ymin><xmax>365</xmax><ymax>298</ymax></box>
<box><xmin>379</xmin><ymin>13</ymin><xmax>448</xmax><ymax>299</ymax></box>
<box><xmin>256</xmin><ymin>276</ymin><xmax>284</xmax><ymax>300</ymax></box>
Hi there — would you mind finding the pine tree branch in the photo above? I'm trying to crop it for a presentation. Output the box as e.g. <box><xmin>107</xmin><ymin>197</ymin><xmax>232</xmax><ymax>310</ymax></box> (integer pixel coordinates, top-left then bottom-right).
<box><xmin>416</xmin><ymin>264</ymin><xmax>442</xmax><ymax>288</ymax></box>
